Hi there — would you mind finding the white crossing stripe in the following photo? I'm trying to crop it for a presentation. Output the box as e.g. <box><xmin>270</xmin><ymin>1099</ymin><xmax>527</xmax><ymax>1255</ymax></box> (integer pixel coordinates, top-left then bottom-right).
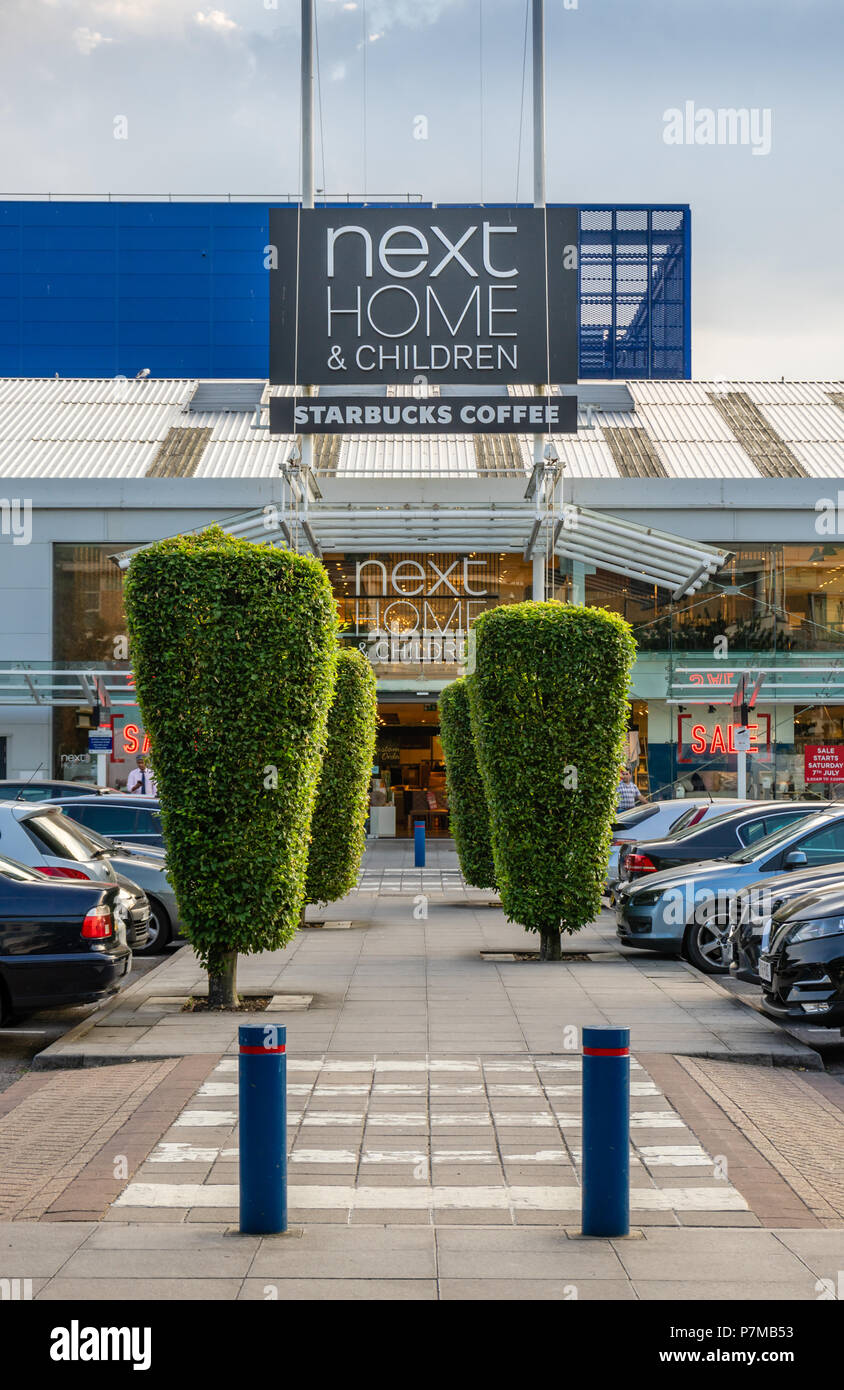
<box><xmin>115</xmin><ymin>1182</ymin><xmax>748</xmax><ymax>1213</ymax></box>
<box><xmin>173</xmin><ymin>1111</ymin><xmax>237</xmax><ymax>1127</ymax></box>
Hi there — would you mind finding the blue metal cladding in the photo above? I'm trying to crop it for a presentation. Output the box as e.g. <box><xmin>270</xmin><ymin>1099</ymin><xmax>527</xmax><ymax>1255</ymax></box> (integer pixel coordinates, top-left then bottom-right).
<box><xmin>0</xmin><ymin>201</ymin><xmax>690</xmax><ymax>380</ymax></box>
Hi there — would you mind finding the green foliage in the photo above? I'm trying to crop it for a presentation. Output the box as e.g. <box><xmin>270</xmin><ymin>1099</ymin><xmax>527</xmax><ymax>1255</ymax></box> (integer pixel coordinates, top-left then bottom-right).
<box><xmin>124</xmin><ymin>527</ymin><xmax>339</xmax><ymax>967</ymax></box>
<box><xmin>469</xmin><ymin>601</ymin><xmax>636</xmax><ymax>937</ymax></box>
<box><xmin>438</xmin><ymin>677</ymin><xmax>496</xmax><ymax>889</ymax></box>
<box><xmin>305</xmin><ymin>646</ymin><xmax>378</xmax><ymax>905</ymax></box>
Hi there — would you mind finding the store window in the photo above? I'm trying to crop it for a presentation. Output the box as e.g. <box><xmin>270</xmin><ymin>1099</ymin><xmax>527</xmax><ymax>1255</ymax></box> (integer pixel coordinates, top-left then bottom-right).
<box><xmin>326</xmin><ymin>552</ymin><xmax>534</xmax><ymax>680</ymax></box>
<box><xmin>52</xmin><ymin>543</ymin><xmax>133</xmax><ymax>782</ymax></box>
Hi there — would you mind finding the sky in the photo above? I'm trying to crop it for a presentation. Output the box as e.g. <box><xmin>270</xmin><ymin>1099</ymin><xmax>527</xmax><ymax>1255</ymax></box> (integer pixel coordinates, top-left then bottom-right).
<box><xmin>0</xmin><ymin>0</ymin><xmax>842</xmax><ymax>378</ymax></box>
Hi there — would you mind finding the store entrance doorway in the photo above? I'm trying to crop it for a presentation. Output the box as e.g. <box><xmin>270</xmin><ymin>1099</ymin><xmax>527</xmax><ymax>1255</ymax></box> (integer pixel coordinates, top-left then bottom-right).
<box><xmin>374</xmin><ymin>700</ymin><xmax>449</xmax><ymax>837</ymax></box>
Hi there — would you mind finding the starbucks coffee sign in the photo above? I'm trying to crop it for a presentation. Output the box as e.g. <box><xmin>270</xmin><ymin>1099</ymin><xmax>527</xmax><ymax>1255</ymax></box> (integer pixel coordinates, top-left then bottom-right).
<box><xmin>269</xmin><ymin>206</ymin><xmax>578</xmax><ymax>387</ymax></box>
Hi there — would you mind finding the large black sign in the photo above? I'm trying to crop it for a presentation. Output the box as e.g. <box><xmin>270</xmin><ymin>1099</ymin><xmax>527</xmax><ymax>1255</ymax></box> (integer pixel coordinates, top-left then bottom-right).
<box><xmin>269</xmin><ymin>206</ymin><xmax>578</xmax><ymax>387</ymax></box>
<box><xmin>269</xmin><ymin>393</ymin><xmax>577</xmax><ymax>435</ymax></box>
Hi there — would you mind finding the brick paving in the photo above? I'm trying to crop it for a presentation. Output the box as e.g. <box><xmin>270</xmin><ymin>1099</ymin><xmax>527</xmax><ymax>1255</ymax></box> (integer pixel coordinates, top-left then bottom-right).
<box><xmin>676</xmin><ymin>1058</ymin><xmax>844</xmax><ymax>1227</ymax></box>
<box><xmin>0</xmin><ymin>1058</ymin><xmax>217</xmax><ymax>1220</ymax></box>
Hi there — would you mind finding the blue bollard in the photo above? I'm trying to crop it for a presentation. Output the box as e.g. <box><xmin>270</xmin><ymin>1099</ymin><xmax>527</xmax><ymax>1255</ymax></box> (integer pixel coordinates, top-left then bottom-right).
<box><xmin>414</xmin><ymin>819</ymin><xmax>426</xmax><ymax>867</ymax></box>
<box><xmin>239</xmin><ymin>1023</ymin><xmax>287</xmax><ymax>1235</ymax></box>
<box><xmin>581</xmin><ymin>1025</ymin><xmax>630</xmax><ymax>1237</ymax></box>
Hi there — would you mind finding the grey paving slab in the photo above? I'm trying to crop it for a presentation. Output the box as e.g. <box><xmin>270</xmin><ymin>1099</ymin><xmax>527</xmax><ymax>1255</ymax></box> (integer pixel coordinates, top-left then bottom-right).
<box><xmin>37</xmin><ymin>1278</ymin><xmax>244</xmax><ymax>1300</ymax></box>
<box><xmin>439</xmin><ymin>1278</ymin><xmax>636</xmax><ymax>1300</ymax></box>
<box><xmin>610</xmin><ymin>1229</ymin><xmax>813</xmax><ymax>1281</ymax></box>
<box><xmin>632</xmin><ymin>1280</ymin><xmax>820</xmax><ymax>1300</ymax></box>
<box><xmin>238</xmin><ymin>1278</ymin><xmax>438</xmax><ymax>1299</ymax></box>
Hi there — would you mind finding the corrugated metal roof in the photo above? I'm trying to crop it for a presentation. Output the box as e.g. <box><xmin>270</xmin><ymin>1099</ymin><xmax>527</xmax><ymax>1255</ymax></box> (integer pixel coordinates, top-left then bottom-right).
<box><xmin>655</xmin><ymin>440</ymin><xmax>761</xmax><ymax>480</ymax></box>
<box><xmin>759</xmin><ymin>403</ymin><xmax>844</xmax><ymax>442</ymax></box>
<box><xmin>1</xmin><ymin>377</ymin><xmax>843</xmax><ymax>481</ymax></box>
<box><xmin>0</xmin><ymin>437</ymin><xmax>157</xmax><ymax>477</ymax></box>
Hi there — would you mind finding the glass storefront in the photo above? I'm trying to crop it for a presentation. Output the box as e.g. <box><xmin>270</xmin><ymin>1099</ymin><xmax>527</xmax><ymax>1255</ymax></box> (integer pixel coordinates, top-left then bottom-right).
<box><xmin>49</xmin><ymin>539</ymin><xmax>844</xmax><ymax>808</ymax></box>
<box><xmin>584</xmin><ymin>545</ymin><xmax>844</xmax><ymax>655</ymax></box>
<box><xmin>52</xmin><ymin>544</ymin><xmax>134</xmax><ymax>784</ymax></box>
<box><xmin>326</xmin><ymin>551</ymin><xmax>534</xmax><ymax>682</ymax></box>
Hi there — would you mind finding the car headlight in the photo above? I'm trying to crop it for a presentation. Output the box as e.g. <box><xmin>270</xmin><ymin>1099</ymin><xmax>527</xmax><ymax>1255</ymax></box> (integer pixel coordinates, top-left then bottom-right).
<box><xmin>630</xmin><ymin>891</ymin><xmax>662</xmax><ymax>907</ymax></box>
<box><xmin>788</xmin><ymin>917</ymin><xmax>844</xmax><ymax>944</ymax></box>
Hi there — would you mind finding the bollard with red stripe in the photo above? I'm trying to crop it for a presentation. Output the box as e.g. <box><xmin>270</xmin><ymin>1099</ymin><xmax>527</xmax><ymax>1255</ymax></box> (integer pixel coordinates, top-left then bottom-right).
<box><xmin>581</xmin><ymin>1025</ymin><xmax>630</xmax><ymax>1237</ymax></box>
<box><xmin>239</xmin><ymin>1023</ymin><xmax>287</xmax><ymax>1234</ymax></box>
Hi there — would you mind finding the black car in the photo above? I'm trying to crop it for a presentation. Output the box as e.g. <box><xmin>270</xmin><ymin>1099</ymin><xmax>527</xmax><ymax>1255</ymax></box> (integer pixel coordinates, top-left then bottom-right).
<box><xmin>113</xmin><ymin>872</ymin><xmax>152</xmax><ymax>951</ymax></box>
<box><xmin>760</xmin><ymin>885</ymin><xmax>844</xmax><ymax>1029</ymax></box>
<box><xmin>51</xmin><ymin>795</ymin><xmax>164</xmax><ymax>851</ymax></box>
<box><xmin>729</xmin><ymin>861</ymin><xmax>844</xmax><ymax>983</ymax></box>
<box><xmin>0</xmin><ymin>854</ymin><xmax>131</xmax><ymax>1024</ymax></box>
<box><xmin>618</xmin><ymin>802</ymin><xmax>822</xmax><ymax>882</ymax></box>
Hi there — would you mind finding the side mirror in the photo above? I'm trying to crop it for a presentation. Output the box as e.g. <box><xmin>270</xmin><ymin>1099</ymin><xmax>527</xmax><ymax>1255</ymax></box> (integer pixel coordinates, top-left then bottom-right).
<box><xmin>783</xmin><ymin>850</ymin><xmax>808</xmax><ymax>870</ymax></box>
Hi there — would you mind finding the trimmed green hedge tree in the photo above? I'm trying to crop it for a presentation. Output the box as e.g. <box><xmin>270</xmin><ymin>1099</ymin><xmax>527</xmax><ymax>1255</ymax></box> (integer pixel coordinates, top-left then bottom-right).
<box><xmin>305</xmin><ymin>646</ymin><xmax>377</xmax><ymax>907</ymax></box>
<box><xmin>124</xmin><ymin>526</ymin><xmax>339</xmax><ymax>1005</ymax></box>
<box><xmin>438</xmin><ymin>677</ymin><xmax>496</xmax><ymax>890</ymax></box>
<box><xmin>469</xmin><ymin>601</ymin><xmax>636</xmax><ymax>959</ymax></box>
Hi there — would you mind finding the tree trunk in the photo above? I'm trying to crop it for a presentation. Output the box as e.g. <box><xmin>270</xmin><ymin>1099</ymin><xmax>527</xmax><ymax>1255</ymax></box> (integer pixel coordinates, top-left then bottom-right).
<box><xmin>539</xmin><ymin>926</ymin><xmax>562</xmax><ymax>961</ymax></box>
<box><xmin>208</xmin><ymin>949</ymin><xmax>239</xmax><ymax>1008</ymax></box>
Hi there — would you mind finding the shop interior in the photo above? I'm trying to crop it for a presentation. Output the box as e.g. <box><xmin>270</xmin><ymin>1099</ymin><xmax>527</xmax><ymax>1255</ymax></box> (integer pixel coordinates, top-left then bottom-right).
<box><xmin>370</xmin><ymin>700</ymin><xmax>449</xmax><ymax>837</ymax></box>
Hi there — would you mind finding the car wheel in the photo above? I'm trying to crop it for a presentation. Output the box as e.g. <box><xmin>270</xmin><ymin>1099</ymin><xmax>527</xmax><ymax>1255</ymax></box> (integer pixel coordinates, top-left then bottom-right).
<box><xmin>683</xmin><ymin>915</ymin><xmax>731</xmax><ymax>974</ymax></box>
<box><xmin>134</xmin><ymin>898</ymin><xmax>172</xmax><ymax>956</ymax></box>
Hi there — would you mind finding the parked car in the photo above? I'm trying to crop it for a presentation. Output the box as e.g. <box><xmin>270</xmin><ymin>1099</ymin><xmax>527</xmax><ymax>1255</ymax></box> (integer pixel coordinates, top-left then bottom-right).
<box><xmin>0</xmin><ymin>854</ymin><xmax>131</xmax><ymax>1024</ymax></box>
<box><xmin>615</xmin><ymin>805</ymin><xmax>844</xmax><ymax>973</ymax></box>
<box><xmin>112</xmin><ymin>872</ymin><xmax>152</xmax><ymax>952</ymax></box>
<box><xmin>0</xmin><ymin>779</ymin><xmax>112</xmax><ymax>802</ymax></box>
<box><xmin>729</xmin><ymin>861</ymin><xmax>844</xmax><ymax>983</ymax></box>
<box><xmin>606</xmin><ymin>798</ymin><xmax>751</xmax><ymax>895</ymax></box>
<box><xmin>0</xmin><ymin>802</ymin><xmax>123</xmax><ymax>882</ymax></box>
<box><xmin>759</xmin><ymin>884</ymin><xmax>844</xmax><ymax>1028</ymax></box>
<box><xmin>56</xmin><ymin>822</ymin><xmax>182</xmax><ymax>956</ymax></box>
<box><xmin>617</xmin><ymin>801</ymin><xmax>824</xmax><ymax>883</ymax></box>
<box><xmin>0</xmin><ymin>803</ymin><xmax>177</xmax><ymax>954</ymax></box>
<box><xmin>51</xmin><ymin>795</ymin><xmax>165</xmax><ymax>851</ymax></box>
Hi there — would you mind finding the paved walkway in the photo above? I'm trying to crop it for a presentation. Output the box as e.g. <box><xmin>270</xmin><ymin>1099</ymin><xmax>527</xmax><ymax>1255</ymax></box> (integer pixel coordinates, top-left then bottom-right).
<box><xmin>35</xmin><ymin>856</ymin><xmax>814</xmax><ymax>1067</ymax></box>
<box><xmin>0</xmin><ymin>839</ymin><xmax>840</xmax><ymax>1300</ymax></box>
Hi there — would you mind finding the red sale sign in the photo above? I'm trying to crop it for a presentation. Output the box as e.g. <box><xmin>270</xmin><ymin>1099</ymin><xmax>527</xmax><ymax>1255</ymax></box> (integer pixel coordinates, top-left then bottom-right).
<box><xmin>804</xmin><ymin>745</ymin><xmax>844</xmax><ymax>782</ymax></box>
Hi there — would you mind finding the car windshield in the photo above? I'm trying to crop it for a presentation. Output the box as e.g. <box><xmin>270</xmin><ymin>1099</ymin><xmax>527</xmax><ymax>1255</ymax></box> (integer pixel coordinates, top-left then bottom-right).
<box><xmin>24</xmin><ymin>810</ymin><xmax>107</xmax><ymax>863</ymax></box>
<box><xmin>727</xmin><ymin>812</ymin><xmax>826</xmax><ymax>863</ymax></box>
<box><xmin>660</xmin><ymin>806</ymin><xmax>753</xmax><ymax>842</ymax></box>
<box><xmin>613</xmin><ymin>805</ymin><xmax>659</xmax><ymax>830</ymax></box>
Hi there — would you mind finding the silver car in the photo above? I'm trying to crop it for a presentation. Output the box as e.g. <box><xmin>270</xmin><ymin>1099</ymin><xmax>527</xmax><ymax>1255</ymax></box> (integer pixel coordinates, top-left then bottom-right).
<box><xmin>0</xmin><ymin>802</ymin><xmax>121</xmax><ymax>883</ymax></box>
<box><xmin>606</xmin><ymin>798</ymin><xmax>751</xmax><ymax>896</ymax></box>
<box><xmin>615</xmin><ymin>805</ymin><xmax>844</xmax><ymax>973</ymax></box>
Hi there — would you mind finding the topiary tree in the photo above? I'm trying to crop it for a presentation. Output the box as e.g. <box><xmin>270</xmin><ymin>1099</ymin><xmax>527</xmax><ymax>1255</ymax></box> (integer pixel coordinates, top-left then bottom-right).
<box><xmin>438</xmin><ymin>676</ymin><xmax>496</xmax><ymax>890</ymax></box>
<box><xmin>124</xmin><ymin>526</ymin><xmax>339</xmax><ymax>1006</ymax></box>
<box><xmin>305</xmin><ymin>645</ymin><xmax>377</xmax><ymax>909</ymax></box>
<box><xmin>469</xmin><ymin>601</ymin><xmax>636</xmax><ymax>959</ymax></box>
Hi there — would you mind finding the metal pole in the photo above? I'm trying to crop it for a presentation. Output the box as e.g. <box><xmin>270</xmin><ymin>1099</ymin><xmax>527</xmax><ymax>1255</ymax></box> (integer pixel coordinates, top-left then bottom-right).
<box><xmin>531</xmin><ymin>0</ymin><xmax>547</xmax><ymax>587</ymax></box>
<box><xmin>239</xmin><ymin>1024</ymin><xmax>288</xmax><ymax>1234</ymax></box>
<box><xmin>301</xmin><ymin>0</ymin><xmax>315</xmax><ymax>212</ymax></box>
<box><xmin>414</xmin><ymin>819</ymin><xmax>426</xmax><ymax>868</ymax></box>
<box><xmin>300</xmin><ymin>0</ymin><xmax>315</xmax><ymax>531</ymax></box>
<box><xmin>581</xmin><ymin>1025</ymin><xmax>630</xmax><ymax>1238</ymax></box>
<box><xmin>532</xmin><ymin>0</ymin><xmax>545</xmax><ymax>209</ymax></box>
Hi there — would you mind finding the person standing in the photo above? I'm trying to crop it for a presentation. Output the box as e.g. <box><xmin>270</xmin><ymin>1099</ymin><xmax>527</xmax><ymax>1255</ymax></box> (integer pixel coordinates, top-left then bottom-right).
<box><xmin>617</xmin><ymin>766</ymin><xmax>644</xmax><ymax>812</ymax></box>
<box><xmin>127</xmin><ymin>753</ymin><xmax>157</xmax><ymax>797</ymax></box>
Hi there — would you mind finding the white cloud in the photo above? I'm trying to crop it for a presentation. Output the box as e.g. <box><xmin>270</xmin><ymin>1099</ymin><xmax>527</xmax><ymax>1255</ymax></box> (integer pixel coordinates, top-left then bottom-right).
<box><xmin>194</xmin><ymin>9</ymin><xmax>238</xmax><ymax>33</ymax></box>
<box><xmin>330</xmin><ymin>61</ymin><xmax>347</xmax><ymax>82</ymax></box>
<box><xmin>72</xmin><ymin>26</ymin><xmax>114</xmax><ymax>55</ymax></box>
